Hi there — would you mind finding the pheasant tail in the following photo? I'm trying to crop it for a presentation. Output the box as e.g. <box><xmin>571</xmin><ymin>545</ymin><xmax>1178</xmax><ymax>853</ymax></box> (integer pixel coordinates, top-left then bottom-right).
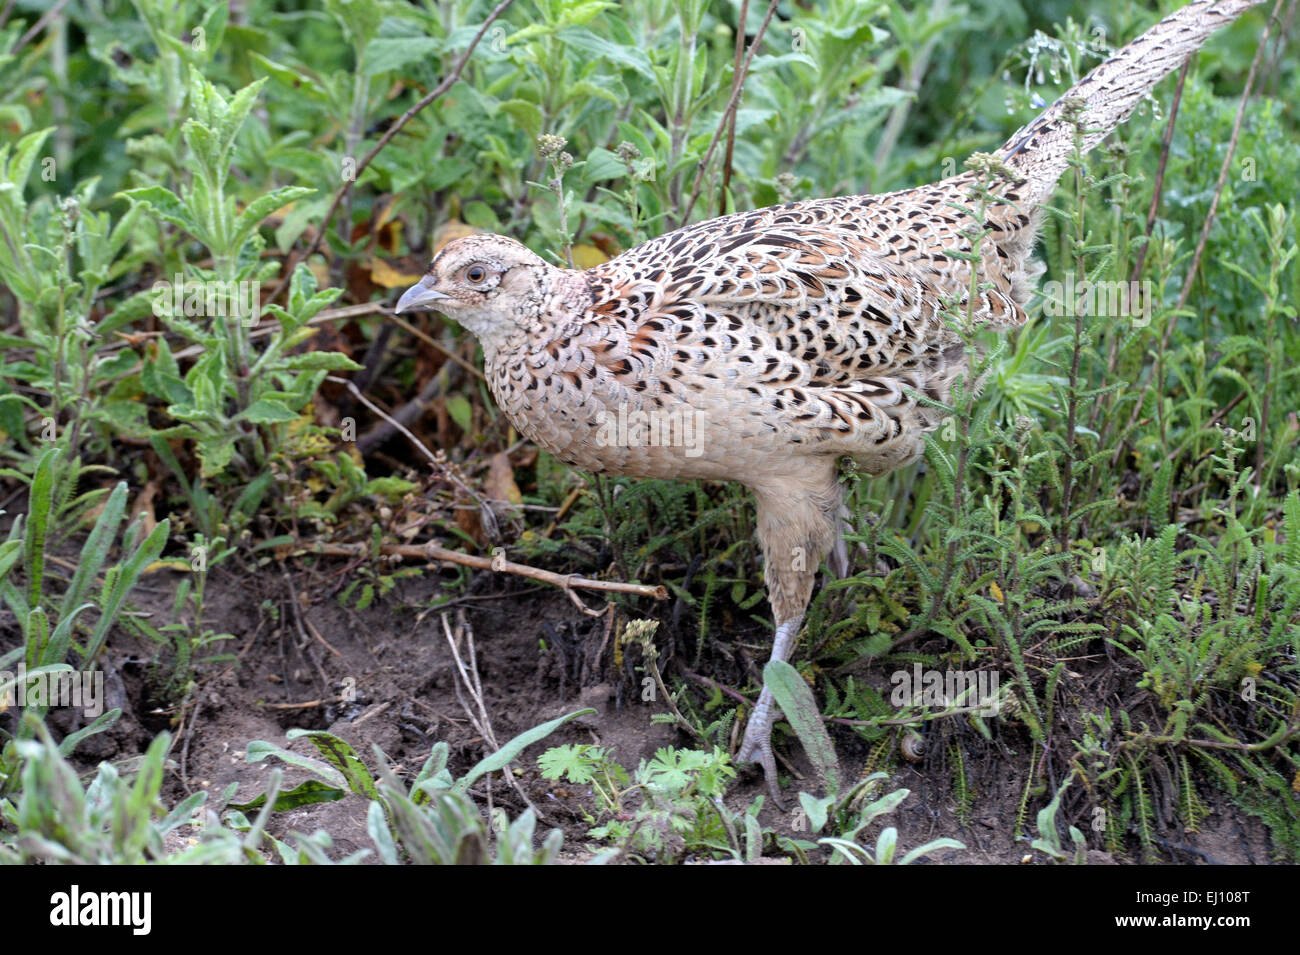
<box><xmin>998</xmin><ymin>0</ymin><xmax>1263</xmax><ymax>204</ymax></box>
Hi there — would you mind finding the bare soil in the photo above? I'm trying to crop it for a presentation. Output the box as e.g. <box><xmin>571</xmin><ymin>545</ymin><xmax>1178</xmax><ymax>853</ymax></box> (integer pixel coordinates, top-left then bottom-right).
<box><xmin>6</xmin><ymin>557</ymin><xmax>1278</xmax><ymax>865</ymax></box>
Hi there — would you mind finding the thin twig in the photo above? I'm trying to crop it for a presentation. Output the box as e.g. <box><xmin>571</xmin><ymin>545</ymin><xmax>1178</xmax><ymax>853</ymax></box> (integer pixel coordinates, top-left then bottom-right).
<box><xmin>441</xmin><ymin>612</ymin><xmax>498</xmax><ymax>750</ymax></box>
<box><xmin>310</xmin><ymin>540</ymin><xmax>669</xmax><ymax>602</ymax></box>
<box><xmin>9</xmin><ymin>0</ymin><xmax>69</xmax><ymax>56</ymax></box>
<box><xmin>1160</xmin><ymin>0</ymin><xmax>1278</xmax><ymax>355</ymax></box>
<box><xmin>265</xmin><ymin>697</ymin><xmax>343</xmax><ymax>710</ymax></box>
<box><xmin>178</xmin><ymin>692</ymin><xmax>203</xmax><ymax>795</ymax></box>
<box><xmin>267</xmin><ymin>0</ymin><xmax>518</xmax><ymax>306</ymax></box>
<box><xmin>439</xmin><ymin>611</ymin><xmax>542</xmax><ymax>816</ymax></box>
<box><xmin>327</xmin><ymin>374</ymin><xmax>492</xmax><ymax>518</ymax></box>
<box><xmin>717</xmin><ymin>0</ymin><xmax>750</xmax><ymax>218</ymax></box>
<box><xmin>677</xmin><ymin>0</ymin><xmax>780</xmax><ymax>227</ymax></box>
<box><xmin>355</xmin><ymin>361</ymin><xmax>462</xmax><ymax>455</ymax></box>
<box><xmin>1127</xmin><ymin>61</ymin><xmax>1190</xmax><ymax>287</ymax></box>
<box><xmin>676</xmin><ymin>664</ymin><xmax>751</xmax><ymax>707</ymax></box>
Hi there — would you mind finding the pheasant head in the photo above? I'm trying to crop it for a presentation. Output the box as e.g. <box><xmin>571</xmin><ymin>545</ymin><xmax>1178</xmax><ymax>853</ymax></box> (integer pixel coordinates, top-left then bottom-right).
<box><xmin>395</xmin><ymin>234</ymin><xmax>564</xmax><ymax>356</ymax></box>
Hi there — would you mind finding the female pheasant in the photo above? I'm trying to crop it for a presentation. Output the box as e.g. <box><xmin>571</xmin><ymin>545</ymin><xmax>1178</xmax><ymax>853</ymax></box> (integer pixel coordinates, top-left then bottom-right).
<box><xmin>397</xmin><ymin>0</ymin><xmax>1263</xmax><ymax>796</ymax></box>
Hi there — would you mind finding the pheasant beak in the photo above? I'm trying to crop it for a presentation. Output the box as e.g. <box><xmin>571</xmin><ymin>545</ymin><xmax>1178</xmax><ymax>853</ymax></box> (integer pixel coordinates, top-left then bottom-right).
<box><xmin>395</xmin><ymin>277</ymin><xmax>451</xmax><ymax>314</ymax></box>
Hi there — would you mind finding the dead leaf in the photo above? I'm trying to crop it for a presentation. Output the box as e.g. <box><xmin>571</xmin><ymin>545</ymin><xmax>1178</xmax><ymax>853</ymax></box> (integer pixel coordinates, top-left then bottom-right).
<box><xmin>308</xmin><ymin>258</ymin><xmax>331</xmax><ymax>290</ymax></box>
<box><xmin>572</xmin><ymin>243</ymin><xmax>609</xmax><ymax>269</ymax></box>
<box><xmin>455</xmin><ymin>504</ymin><xmax>483</xmax><ymax>545</ymax></box>
<box><xmin>130</xmin><ymin>480</ymin><xmax>160</xmax><ymax>538</ymax></box>
<box><xmin>433</xmin><ymin>219</ymin><xmax>481</xmax><ymax>254</ymax></box>
<box><xmin>484</xmin><ymin>452</ymin><xmax>523</xmax><ymax>506</ymax></box>
<box><xmin>367</xmin><ymin>256</ymin><xmax>422</xmax><ymax>289</ymax></box>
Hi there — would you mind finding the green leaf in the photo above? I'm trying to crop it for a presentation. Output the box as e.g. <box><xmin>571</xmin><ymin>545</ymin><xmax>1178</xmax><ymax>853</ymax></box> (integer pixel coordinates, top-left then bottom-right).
<box><xmin>0</xmin><ymin>539</ymin><xmax>22</xmax><ymax>587</ymax></box>
<box><xmin>288</xmin><ymin>729</ymin><xmax>380</xmax><ymax>801</ymax></box>
<box><xmin>195</xmin><ymin>1</ymin><xmax>229</xmax><ymax>61</ymax></box>
<box><xmin>195</xmin><ymin>434</ymin><xmax>236</xmax><ymax>477</ymax></box>
<box><xmin>898</xmin><ymin>837</ymin><xmax>966</xmax><ymax>865</ymax></box>
<box><xmin>797</xmin><ymin>791</ymin><xmax>834</xmax><ymax>834</ymax></box>
<box><xmin>559</xmin><ymin>28</ymin><xmax>652</xmax><ymax>77</ymax></box>
<box><xmin>584</xmin><ymin>147</ymin><xmax>628</xmax><ymax>182</ymax></box>
<box><xmin>0</xmin><ymin>663</ymin><xmax>72</xmax><ymax>702</ymax></box>
<box><xmin>25</xmin><ymin>447</ymin><xmax>59</xmax><ymax>608</ymax></box>
<box><xmin>454</xmin><ymin>708</ymin><xmax>595</xmax><ymax>795</ymax></box>
<box><xmin>216</xmin><ymin>75</ymin><xmax>267</xmax><ymax>159</ymax></box>
<box><xmin>227</xmin><ymin>778</ymin><xmax>348</xmax><ymax>812</ymax></box>
<box><xmin>248</xmin><ymin>53</ymin><xmax>330</xmax><ymax>99</ymax></box>
<box><xmin>117</xmin><ymin>185</ymin><xmax>200</xmax><ymax>236</ymax></box>
<box><xmin>367</xmin><ymin>799</ymin><xmax>399</xmax><ymax>864</ymax></box>
<box><xmin>1</xmin><ymin>127</ymin><xmax>53</xmax><ymax>193</ymax></box>
<box><xmin>537</xmin><ymin>743</ymin><xmax>598</xmax><ymax>783</ymax></box>
<box><xmin>60</xmin><ymin>482</ymin><xmax>127</xmax><ymax>622</ymax></box>
<box><xmin>278</xmin><ymin>351</ymin><xmax>362</xmax><ymax>372</ymax></box>
<box><xmin>82</xmin><ymin>516</ymin><xmax>170</xmax><ymax>662</ymax></box>
<box><xmin>230</xmin><ymin>185</ymin><xmax>316</xmax><ymax>255</ymax></box>
<box><xmin>875</xmin><ymin>826</ymin><xmax>898</xmax><ymax>864</ymax></box>
<box><xmin>142</xmin><ymin>356</ymin><xmax>192</xmax><ymax>405</ymax></box>
<box><xmin>462</xmin><ymin>201</ymin><xmax>501</xmax><ymax>231</ymax></box>
<box><xmin>445</xmin><ymin>394</ymin><xmax>473</xmax><ymax>432</ymax></box>
<box><xmin>245</xmin><ymin>739</ymin><xmax>347</xmax><ymax>788</ymax></box>
<box><xmin>764</xmin><ymin>659</ymin><xmax>840</xmax><ymax>796</ymax></box>
<box><xmin>58</xmin><ymin>708</ymin><xmax>122</xmax><ymax>757</ymax></box>
<box><xmin>98</xmin><ymin>288</ymin><xmax>158</xmax><ymax>339</ymax></box>
<box><xmin>365</xmin><ymin>477</ymin><xmax>418</xmax><ymax>499</ymax></box>
<box><xmin>499</xmin><ymin>99</ymin><xmax>544</xmax><ymax>139</ymax></box>
<box><xmin>237</xmin><ymin>399</ymin><xmax>299</xmax><ymax>424</ymax></box>
<box><xmin>363</xmin><ymin>36</ymin><xmax>446</xmax><ymax>76</ymax></box>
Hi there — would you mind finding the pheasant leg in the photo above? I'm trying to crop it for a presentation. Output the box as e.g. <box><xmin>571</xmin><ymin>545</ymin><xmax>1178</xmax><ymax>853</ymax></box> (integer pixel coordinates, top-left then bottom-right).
<box><xmin>737</xmin><ymin>615</ymin><xmax>803</xmax><ymax>805</ymax></box>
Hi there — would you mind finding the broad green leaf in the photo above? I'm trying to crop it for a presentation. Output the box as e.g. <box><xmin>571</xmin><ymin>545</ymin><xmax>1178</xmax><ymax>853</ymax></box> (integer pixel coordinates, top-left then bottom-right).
<box><xmin>227</xmin><ymin>779</ymin><xmax>348</xmax><ymax>812</ymax></box>
<box><xmin>237</xmin><ymin>399</ymin><xmax>298</xmax><ymax>423</ymax></box>
<box><xmin>288</xmin><ymin>729</ymin><xmax>379</xmax><ymax>801</ymax></box>
<box><xmin>230</xmin><ymin>185</ymin><xmax>316</xmax><ymax>255</ymax></box>
<box><xmin>764</xmin><ymin>659</ymin><xmax>840</xmax><ymax>796</ymax></box>
<box><xmin>278</xmin><ymin>352</ymin><xmax>362</xmax><ymax>372</ymax></box>
<box><xmin>117</xmin><ymin>185</ymin><xmax>200</xmax><ymax>236</ymax></box>
<box><xmin>445</xmin><ymin>394</ymin><xmax>473</xmax><ymax>432</ymax></box>
<box><xmin>245</xmin><ymin>739</ymin><xmax>347</xmax><ymax>788</ymax></box>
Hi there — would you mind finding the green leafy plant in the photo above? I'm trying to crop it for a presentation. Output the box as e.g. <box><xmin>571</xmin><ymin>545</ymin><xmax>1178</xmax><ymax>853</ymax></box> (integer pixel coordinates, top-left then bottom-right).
<box><xmin>539</xmin><ymin>742</ymin><xmax>746</xmax><ymax>861</ymax></box>
<box><xmin>0</xmin><ymin>719</ymin><xmax>315</xmax><ymax>865</ymax></box>
<box><xmin>1029</xmin><ymin>776</ymin><xmax>1088</xmax><ymax>864</ymax></box>
<box><xmin>803</xmin><ymin>772</ymin><xmax>965</xmax><ymax>865</ymax></box>
<box><xmin>234</xmin><ymin>711</ymin><xmax>593</xmax><ymax>864</ymax></box>
<box><xmin>0</xmin><ymin>447</ymin><xmax>171</xmax><ymax>794</ymax></box>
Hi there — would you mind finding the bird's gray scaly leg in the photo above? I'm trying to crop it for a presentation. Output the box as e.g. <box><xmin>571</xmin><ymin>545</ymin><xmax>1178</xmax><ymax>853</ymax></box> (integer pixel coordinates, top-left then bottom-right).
<box><xmin>737</xmin><ymin>615</ymin><xmax>803</xmax><ymax>807</ymax></box>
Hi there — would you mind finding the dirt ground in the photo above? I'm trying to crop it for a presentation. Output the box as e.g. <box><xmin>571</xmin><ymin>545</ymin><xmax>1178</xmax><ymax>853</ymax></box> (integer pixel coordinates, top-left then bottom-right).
<box><xmin>8</xmin><ymin>555</ymin><xmax>1279</xmax><ymax>866</ymax></box>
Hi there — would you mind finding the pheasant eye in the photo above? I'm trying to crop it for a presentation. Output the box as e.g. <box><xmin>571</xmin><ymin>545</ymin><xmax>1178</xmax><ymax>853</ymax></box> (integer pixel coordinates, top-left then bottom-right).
<box><xmin>466</xmin><ymin>265</ymin><xmax>487</xmax><ymax>284</ymax></box>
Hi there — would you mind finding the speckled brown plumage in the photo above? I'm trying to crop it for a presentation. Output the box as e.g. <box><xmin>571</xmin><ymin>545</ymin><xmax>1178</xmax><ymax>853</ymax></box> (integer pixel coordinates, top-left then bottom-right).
<box><xmin>397</xmin><ymin>0</ymin><xmax>1262</xmax><ymax>797</ymax></box>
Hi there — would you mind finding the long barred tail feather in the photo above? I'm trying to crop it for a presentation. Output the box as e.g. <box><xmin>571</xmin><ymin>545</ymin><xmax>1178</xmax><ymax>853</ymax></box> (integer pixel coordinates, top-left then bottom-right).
<box><xmin>998</xmin><ymin>0</ymin><xmax>1264</xmax><ymax>204</ymax></box>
